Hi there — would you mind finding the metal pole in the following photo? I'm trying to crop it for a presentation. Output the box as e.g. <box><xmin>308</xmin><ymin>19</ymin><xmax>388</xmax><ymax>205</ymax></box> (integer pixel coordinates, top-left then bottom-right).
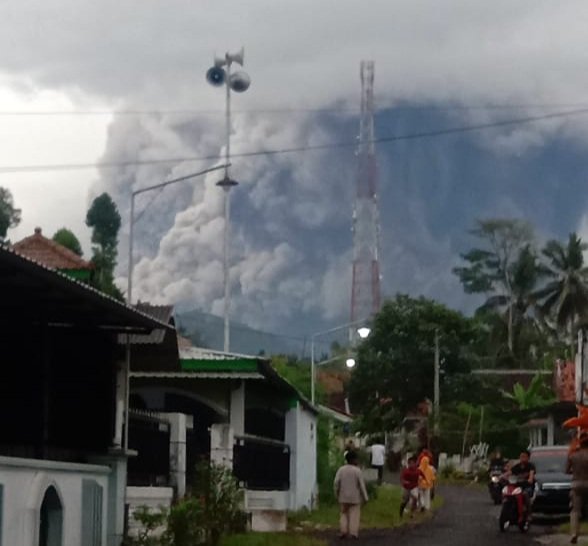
<box><xmin>434</xmin><ymin>329</ymin><xmax>440</xmax><ymax>435</ymax></box>
<box><xmin>222</xmin><ymin>58</ymin><xmax>232</xmax><ymax>353</ymax></box>
<box><xmin>127</xmin><ymin>193</ymin><xmax>135</xmax><ymax>304</ymax></box>
<box><xmin>311</xmin><ymin>335</ymin><xmax>316</xmax><ymax>405</ymax></box>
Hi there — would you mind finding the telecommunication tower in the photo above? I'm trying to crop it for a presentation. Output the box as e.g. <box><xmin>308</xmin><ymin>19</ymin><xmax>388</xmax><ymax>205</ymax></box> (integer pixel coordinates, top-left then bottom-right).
<box><xmin>350</xmin><ymin>61</ymin><xmax>381</xmax><ymax>331</ymax></box>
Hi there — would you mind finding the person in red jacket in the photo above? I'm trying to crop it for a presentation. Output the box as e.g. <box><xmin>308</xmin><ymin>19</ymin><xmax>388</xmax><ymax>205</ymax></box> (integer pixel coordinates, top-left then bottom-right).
<box><xmin>399</xmin><ymin>456</ymin><xmax>422</xmax><ymax>518</ymax></box>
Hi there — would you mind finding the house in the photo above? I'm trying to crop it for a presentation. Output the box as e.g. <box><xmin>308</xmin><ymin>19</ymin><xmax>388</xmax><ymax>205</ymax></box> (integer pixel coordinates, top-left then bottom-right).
<box><xmin>525</xmin><ymin>361</ymin><xmax>576</xmax><ymax>447</ymax></box>
<box><xmin>128</xmin><ymin>339</ymin><xmax>318</xmax><ymax>532</ymax></box>
<box><xmin>0</xmin><ymin>245</ymin><xmax>169</xmax><ymax>546</ymax></box>
<box><xmin>12</xmin><ymin>227</ymin><xmax>94</xmax><ymax>282</ymax></box>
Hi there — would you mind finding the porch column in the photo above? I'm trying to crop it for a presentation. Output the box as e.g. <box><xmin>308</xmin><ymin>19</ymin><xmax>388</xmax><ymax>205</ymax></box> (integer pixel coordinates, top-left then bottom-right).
<box><xmin>113</xmin><ymin>359</ymin><xmax>126</xmax><ymax>448</ymax></box>
<box><xmin>547</xmin><ymin>414</ymin><xmax>555</xmax><ymax>446</ymax></box>
<box><xmin>230</xmin><ymin>380</ymin><xmax>245</xmax><ymax>437</ymax></box>
<box><xmin>168</xmin><ymin>413</ymin><xmax>187</xmax><ymax>498</ymax></box>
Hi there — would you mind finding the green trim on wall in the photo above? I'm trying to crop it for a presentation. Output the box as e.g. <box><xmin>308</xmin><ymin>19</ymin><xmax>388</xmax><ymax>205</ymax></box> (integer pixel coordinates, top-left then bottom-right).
<box><xmin>180</xmin><ymin>358</ymin><xmax>258</xmax><ymax>372</ymax></box>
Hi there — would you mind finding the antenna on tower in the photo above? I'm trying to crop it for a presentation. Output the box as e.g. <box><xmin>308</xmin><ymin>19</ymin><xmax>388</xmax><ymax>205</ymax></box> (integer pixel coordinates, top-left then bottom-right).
<box><xmin>350</xmin><ymin>61</ymin><xmax>381</xmax><ymax>337</ymax></box>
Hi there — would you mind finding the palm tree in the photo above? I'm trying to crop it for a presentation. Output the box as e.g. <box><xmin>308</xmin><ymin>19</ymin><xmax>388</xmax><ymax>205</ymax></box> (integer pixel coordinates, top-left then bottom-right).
<box><xmin>479</xmin><ymin>244</ymin><xmax>543</xmax><ymax>355</ymax></box>
<box><xmin>536</xmin><ymin>233</ymin><xmax>588</xmax><ymax>353</ymax></box>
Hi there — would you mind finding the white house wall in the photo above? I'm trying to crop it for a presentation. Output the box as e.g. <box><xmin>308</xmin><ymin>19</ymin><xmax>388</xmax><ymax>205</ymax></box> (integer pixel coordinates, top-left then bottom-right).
<box><xmin>0</xmin><ymin>456</ymin><xmax>110</xmax><ymax>546</ymax></box>
<box><xmin>285</xmin><ymin>404</ymin><xmax>317</xmax><ymax>511</ymax></box>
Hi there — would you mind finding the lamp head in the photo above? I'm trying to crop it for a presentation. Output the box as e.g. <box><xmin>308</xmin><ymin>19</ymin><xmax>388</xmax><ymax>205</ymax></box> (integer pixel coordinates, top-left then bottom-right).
<box><xmin>357</xmin><ymin>327</ymin><xmax>371</xmax><ymax>339</ymax></box>
<box><xmin>346</xmin><ymin>358</ymin><xmax>356</xmax><ymax>369</ymax></box>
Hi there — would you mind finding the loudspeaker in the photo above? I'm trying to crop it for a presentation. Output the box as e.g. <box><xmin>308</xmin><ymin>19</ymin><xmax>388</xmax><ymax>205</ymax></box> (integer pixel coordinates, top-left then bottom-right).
<box><xmin>206</xmin><ymin>66</ymin><xmax>226</xmax><ymax>86</ymax></box>
<box><xmin>229</xmin><ymin>70</ymin><xmax>251</xmax><ymax>92</ymax></box>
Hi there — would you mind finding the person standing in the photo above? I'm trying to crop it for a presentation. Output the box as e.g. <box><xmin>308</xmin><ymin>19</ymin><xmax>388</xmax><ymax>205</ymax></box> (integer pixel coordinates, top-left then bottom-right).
<box><xmin>418</xmin><ymin>455</ymin><xmax>435</xmax><ymax>511</ymax></box>
<box><xmin>567</xmin><ymin>433</ymin><xmax>588</xmax><ymax>544</ymax></box>
<box><xmin>334</xmin><ymin>450</ymin><xmax>369</xmax><ymax>539</ymax></box>
<box><xmin>369</xmin><ymin>438</ymin><xmax>386</xmax><ymax>485</ymax></box>
<box><xmin>399</xmin><ymin>456</ymin><xmax>422</xmax><ymax>518</ymax></box>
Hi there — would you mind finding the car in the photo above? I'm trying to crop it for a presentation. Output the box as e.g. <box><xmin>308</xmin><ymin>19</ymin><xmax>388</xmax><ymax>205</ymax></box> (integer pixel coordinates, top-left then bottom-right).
<box><xmin>531</xmin><ymin>445</ymin><xmax>571</xmax><ymax>517</ymax></box>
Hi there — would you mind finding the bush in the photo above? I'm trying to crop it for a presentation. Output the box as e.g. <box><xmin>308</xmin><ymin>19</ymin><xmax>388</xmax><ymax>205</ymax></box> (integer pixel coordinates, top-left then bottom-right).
<box><xmin>163</xmin><ymin>497</ymin><xmax>203</xmax><ymax>546</ymax></box>
<box><xmin>439</xmin><ymin>464</ymin><xmax>456</xmax><ymax>479</ymax></box>
<box><xmin>124</xmin><ymin>505</ymin><xmax>168</xmax><ymax>546</ymax></box>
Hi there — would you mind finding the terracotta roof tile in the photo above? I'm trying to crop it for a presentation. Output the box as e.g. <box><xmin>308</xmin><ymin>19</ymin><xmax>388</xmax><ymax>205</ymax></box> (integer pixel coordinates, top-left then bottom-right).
<box><xmin>12</xmin><ymin>227</ymin><xmax>93</xmax><ymax>270</ymax></box>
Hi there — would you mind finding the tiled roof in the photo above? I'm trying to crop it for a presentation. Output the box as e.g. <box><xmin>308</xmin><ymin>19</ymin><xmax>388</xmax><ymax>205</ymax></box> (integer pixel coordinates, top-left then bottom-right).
<box><xmin>12</xmin><ymin>227</ymin><xmax>93</xmax><ymax>270</ymax></box>
<box><xmin>0</xmin><ymin>243</ymin><xmax>170</xmax><ymax>332</ymax></box>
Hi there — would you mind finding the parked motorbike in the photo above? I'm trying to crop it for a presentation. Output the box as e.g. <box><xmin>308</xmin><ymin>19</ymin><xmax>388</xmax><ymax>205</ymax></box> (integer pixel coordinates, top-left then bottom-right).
<box><xmin>488</xmin><ymin>468</ymin><xmax>504</xmax><ymax>505</ymax></box>
<box><xmin>499</xmin><ymin>476</ymin><xmax>530</xmax><ymax>533</ymax></box>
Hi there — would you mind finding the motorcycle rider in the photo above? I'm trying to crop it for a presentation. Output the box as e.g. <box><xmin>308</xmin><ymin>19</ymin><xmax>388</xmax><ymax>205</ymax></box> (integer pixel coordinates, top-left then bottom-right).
<box><xmin>489</xmin><ymin>449</ymin><xmax>507</xmax><ymax>471</ymax></box>
<box><xmin>509</xmin><ymin>449</ymin><xmax>536</xmax><ymax>519</ymax></box>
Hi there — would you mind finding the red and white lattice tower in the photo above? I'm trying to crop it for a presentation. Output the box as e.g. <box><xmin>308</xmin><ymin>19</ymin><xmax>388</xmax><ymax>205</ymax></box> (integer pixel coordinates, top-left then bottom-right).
<box><xmin>350</xmin><ymin>61</ymin><xmax>381</xmax><ymax>331</ymax></box>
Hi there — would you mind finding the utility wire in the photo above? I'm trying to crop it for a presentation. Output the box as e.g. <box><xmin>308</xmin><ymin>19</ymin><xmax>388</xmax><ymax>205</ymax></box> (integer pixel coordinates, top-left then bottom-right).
<box><xmin>3</xmin><ymin>103</ymin><xmax>588</xmax><ymax>116</ymax></box>
<box><xmin>1</xmin><ymin>107</ymin><xmax>587</xmax><ymax>175</ymax></box>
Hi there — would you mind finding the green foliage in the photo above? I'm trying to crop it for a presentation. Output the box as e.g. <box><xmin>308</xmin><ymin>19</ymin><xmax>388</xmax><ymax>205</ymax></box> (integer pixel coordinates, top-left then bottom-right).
<box><xmin>536</xmin><ymin>233</ymin><xmax>588</xmax><ymax>350</ymax></box>
<box><xmin>222</xmin><ymin>534</ymin><xmax>327</xmax><ymax>546</ymax></box>
<box><xmin>501</xmin><ymin>374</ymin><xmax>555</xmax><ymax>411</ymax></box>
<box><xmin>454</xmin><ymin>218</ymin><xmax>538</xmax><ymax>354</ymax></box>
<box><xmin>163</xmin><ymin>497</ymin><xmax>203</xmax><ymax>546</ymax></box>
<box><xmin>85</xmin><ymin>192</ymin><xmax>122</xmax><ymax>298</ymax></box>
<box><xmin>316</xmin><ymin>415</ymin><xmax>339</xmax><ymax>505</ymax></box>
<box><xmin>0</xmin><ymin>187</ymin><xmax>21</xmax><ymax>240</ymax></box>
<box><xmin>349</xmin><ymin>295</ymin><xmax>477</xmax><ymax>433</ymax></box>
<box><xmin>124</xmin><ymin>505</ymin><xmax>167</xmax><ymax>546</ymax></box>
<box><xmin>271</xmin><ymin>355</ymin><xmax>318</xmax><ymax>402</ymax></box>
<box><xmin>188</xmin><ymin>461</ymin><xmax>246</xmax><ymax>546</ymax></box>
<box><xmin>52</xmin><ymin>227</ymin><xmax>83</xmax><ymax>256</ymax></box>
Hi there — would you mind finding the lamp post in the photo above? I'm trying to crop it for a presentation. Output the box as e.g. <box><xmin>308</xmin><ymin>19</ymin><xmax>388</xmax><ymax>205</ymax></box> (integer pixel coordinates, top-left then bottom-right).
<box><xmin>310</xmin><ymin>319</ymin><xmax>371</xmax><ymax>405</ymax></box>
<box><xmin>206</xmin><ymin>48</ymin><xmax>251</xmax><ymax>352</ymax></box>
<box><xmin>126</xmin><ymin>163</ymin><xmax>229</xmax><ymax>304</ymax></box>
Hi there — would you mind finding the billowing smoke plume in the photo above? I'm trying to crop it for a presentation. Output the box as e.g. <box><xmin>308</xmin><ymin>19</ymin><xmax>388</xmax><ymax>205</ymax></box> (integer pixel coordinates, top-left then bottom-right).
<box><xmin>94</xmin><ymin>111</ymin><xmax>356</xmax><ymax>331</ymax></box>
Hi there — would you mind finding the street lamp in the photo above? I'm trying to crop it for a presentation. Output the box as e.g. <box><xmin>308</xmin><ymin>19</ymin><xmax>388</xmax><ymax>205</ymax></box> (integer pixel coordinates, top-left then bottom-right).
<box><xmin>310</xmin><ymin>319</ymin><xmax>371</xmax><ymax>405</ymax></box>
<box><xmin>123</xmin><ymin>163</ymin><xmax>228</xmax><ymax>451</ymax></box>
<box><xmin>126</xmin><ymin>163</ymin><xmax>229</xmax><ymax>304</ymax></box>
<box><xmin>345</xmin><ymin>358</ymin><xmax>356</xmax><ymax>369</ymax></box>
<box><xmin>206</xmin><ymin>48</ymin><xmax>251</xmax><ymax>352</ymax></box>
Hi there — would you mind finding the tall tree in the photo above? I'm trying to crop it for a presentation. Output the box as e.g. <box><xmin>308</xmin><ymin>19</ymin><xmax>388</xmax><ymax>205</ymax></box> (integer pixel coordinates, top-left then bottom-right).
<box><xmin>52</xmin><ymin>228</ymin><xmax>83</xmax><ymax>256</ymax></box>
<box><xmin>535</xmin><ymin>233</ymin><xmax>588</xmax><ymax>352</ymax></box>
<box><xmin>348</xmin><ymin>295</ymin><xmax>477</xmax><ymax>432</ymax></box>
<box><xmin>454</xmin><ymin>219</ymin><xmax>537</xmax><ymax>353</ymax></box>
<box><xmin>86</xmin><ymin>193</ymin><xmax>122</xmax><ymax>298</ymax></box>
<box><xmin>0</xmin><ymin>187</ymin><xmax>21</xmax><ymax>241</ymax></box>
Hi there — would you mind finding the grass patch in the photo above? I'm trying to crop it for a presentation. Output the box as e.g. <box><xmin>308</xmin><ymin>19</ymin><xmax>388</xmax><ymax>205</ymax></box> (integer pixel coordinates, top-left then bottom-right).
<box><xmin>290</xmin><ymin>485</ymin><xmax>443</xmax><ymax>530</ymax></box>
<box><xmin>221</xmin><ymin>533</ymin><xmax>327</xmax><ymax>546</ymax></box>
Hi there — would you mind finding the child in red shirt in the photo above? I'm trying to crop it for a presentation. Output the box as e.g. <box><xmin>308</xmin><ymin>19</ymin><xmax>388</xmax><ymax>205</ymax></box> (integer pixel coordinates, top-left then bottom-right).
<box><xmin>399</xmin><ymin>456</ymin><xmax>422</xmax><ymax>518</ymax></box>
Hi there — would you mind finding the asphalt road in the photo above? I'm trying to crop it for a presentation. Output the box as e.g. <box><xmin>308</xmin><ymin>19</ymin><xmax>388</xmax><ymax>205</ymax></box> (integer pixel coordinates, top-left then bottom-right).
<box><xmin>330</xmin><ymin>485</ymin><xmax>558</xmax><ymax>546</ymax></box>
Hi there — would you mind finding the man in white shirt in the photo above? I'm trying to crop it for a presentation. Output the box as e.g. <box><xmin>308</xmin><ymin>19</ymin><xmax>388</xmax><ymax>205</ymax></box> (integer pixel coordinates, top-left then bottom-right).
<box><xmin>370</xmin><ymin>439</ymin><xmax>386</xmax><ymax>485</ymax></box>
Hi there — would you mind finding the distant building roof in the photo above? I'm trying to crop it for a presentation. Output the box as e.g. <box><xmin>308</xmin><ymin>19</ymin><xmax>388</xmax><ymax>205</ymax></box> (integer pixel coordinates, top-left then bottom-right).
<box><xmin>127</xmin><ymin>303</ymin><xmax>174</xmax><ymax>345</ymax></box>
<box><xmin>12</xmin><ymin>227</ymin><xmax>93</xmax><ymax>271</ymax></box>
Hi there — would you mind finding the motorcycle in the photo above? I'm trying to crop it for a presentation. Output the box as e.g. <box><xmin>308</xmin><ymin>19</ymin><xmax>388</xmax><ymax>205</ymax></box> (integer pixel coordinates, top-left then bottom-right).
<box><xmin>488</xmin><ymin>467</ymin><xmax>504</xmax><ymax>505</ymax></box>
<box><xmin>499</xmin><ymin>475</ymin><xmax>530</xmax><ymax>533</ymax></box>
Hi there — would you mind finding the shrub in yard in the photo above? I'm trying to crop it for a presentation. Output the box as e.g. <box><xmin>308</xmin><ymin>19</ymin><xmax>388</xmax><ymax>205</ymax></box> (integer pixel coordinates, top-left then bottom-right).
<box><xmin>124</xmin><ymin>505</ymin><xmax>168</xmax><ymax>546</ymax></box>
<box><xmin>163</xmin><ymin>497</ymin><xmax>203</xmax><ymax>546</ymax></box>
<box><xmin>192</xmin><ymin>461</ymin><xmax>246</xmax><ymax>546</ymax></box>
<box><xmin>439</xmin><ymin>464</ymin><xmax>456</xmax><ymax>479</ymax></box>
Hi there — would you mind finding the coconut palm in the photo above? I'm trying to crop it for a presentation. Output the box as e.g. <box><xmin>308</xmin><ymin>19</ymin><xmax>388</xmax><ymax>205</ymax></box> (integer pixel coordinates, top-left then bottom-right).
<box><xmin>536</xmin><ymin>233</ymin><xmax>588</xmax><ymax>351</ymax></box>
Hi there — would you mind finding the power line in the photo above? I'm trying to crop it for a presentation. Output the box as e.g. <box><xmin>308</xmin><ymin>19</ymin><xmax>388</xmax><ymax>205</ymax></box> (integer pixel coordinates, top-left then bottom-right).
<box><xmin>2</xmin><ymin>103</ymin><xmax>588</xmax><ymax>117</ymax></box>
<box><xmin>1</xmin><ymin>107</ymin><xmax>587</xmax><ymax>175</ymax></box>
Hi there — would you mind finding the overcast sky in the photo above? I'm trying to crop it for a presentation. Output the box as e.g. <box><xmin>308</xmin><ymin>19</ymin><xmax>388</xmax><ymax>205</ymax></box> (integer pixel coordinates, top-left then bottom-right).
<box><xmin>2</xmin><ymin>1</ymin><xmax>588</xmax><ymax>336</ymax></box>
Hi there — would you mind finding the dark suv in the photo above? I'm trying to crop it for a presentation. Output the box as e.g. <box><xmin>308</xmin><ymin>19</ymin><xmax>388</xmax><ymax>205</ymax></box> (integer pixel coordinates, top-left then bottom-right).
<box><xmin>531</xmin><ymin>446</ymin><xmax>571</xmax><ymax>516</ymax></box>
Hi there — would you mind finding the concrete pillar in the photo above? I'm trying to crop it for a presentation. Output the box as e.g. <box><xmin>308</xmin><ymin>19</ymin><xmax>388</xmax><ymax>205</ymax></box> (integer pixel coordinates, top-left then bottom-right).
<box><xmin>547</xmin><ymin>414</ymin><xmax>555</xmax><ymax>446</ymax></box>
<box><xmin>285</xmin><ymin>403</ymin><xmax>299</xmax><ymax>510</ymax></box>
<box><xmin>210</xmin><ymin>424</ymin><xmax>234</xmax><ymax>469</ymax></box>
<box><xmin>90</xmin><ymin>451</ymin><xmax>128</xmax><ymax>546</ymax></box>
<box><xmin>113</xmin><ymin>360</ymin><xmax>126</xmax><ymax>448</ymax></box>
<box><xmin>230</xmin><ymin>381</ymin><xmax>246</xmax><ymax>437</ymax></box>
<box><xmin>168</xmin><ymin>413</ymin><xmax>187</xmax><ymax>498</ymax></box>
